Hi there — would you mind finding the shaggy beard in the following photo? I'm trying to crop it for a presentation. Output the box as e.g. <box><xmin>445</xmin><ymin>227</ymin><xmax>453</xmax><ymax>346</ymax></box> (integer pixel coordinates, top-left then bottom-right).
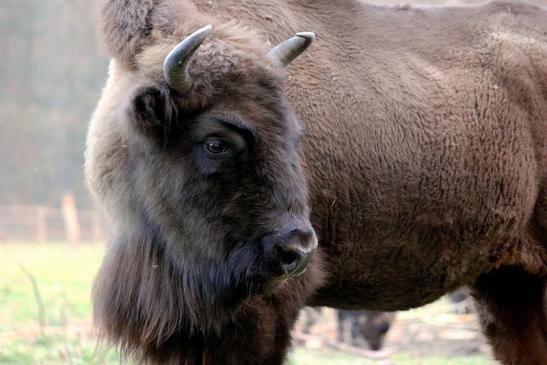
<box><xmin>92</xmin><ymin>232</ymin><xmax>271</xmax><ymax>360</ymax></box>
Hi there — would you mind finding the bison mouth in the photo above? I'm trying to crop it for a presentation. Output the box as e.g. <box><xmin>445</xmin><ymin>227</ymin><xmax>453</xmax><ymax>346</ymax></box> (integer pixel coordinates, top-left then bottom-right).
<box><xmin>179</xmin><ymin>229</ymin><xmax>317</xmax><ymax>324</ymax></box>
<box><xmin>92</xmin><ymin>223</ymin><xmax>317</xmax><ymax>360</ymax></box>
<box><xmin>167</xmin><ymin>228</ymin><xmax>317</xmax><ymax>329</ymax></box>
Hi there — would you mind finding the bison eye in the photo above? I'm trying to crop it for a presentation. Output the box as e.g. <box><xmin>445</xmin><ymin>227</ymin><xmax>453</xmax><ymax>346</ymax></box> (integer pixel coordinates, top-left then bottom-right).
<box><xmin>204</xmin><ymin>138</ymin><xmax>229</xmax><ymax>155</ymax></box>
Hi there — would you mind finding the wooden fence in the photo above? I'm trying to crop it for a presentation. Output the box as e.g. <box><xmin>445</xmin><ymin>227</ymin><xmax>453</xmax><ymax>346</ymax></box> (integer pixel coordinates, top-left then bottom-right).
<box><xmin>0</xmin><ymin>204</ymin><xmax>106</xmax><ymax>243</ymax></box>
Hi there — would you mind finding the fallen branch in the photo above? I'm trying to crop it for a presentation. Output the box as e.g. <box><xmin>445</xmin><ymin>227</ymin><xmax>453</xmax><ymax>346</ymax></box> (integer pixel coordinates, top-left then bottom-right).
<box><xmin>294</xmin><ymin>331</ymin><xmax>392</xmax><ymax>360</ymax></box>
<box><xmin>18</xmin><ymin>263</ymin><xmax>46</xmax><ymax>336</ymax></box>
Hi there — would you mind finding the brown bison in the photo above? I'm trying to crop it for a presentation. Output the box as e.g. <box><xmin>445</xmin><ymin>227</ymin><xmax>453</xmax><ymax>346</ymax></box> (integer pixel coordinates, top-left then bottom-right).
<box><xmin>85</xmin><ymin>0</ymin><xmax>547</xmax><ymax>364</ymax></box>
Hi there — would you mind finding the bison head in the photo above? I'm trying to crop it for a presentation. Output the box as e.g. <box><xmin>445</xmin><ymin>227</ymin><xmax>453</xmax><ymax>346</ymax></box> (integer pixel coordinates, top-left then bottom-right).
<box><xmin>86</xmin><ymin>14</ymin><xmax>319</xmax><ymax>358</ymax></box>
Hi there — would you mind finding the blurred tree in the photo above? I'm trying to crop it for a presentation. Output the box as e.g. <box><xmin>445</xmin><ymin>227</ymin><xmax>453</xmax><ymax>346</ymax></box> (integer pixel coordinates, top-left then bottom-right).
<box><xmin>0</xmin><ymin>0</ymin><xmax>108</xmax><ymax>208</ymax></box>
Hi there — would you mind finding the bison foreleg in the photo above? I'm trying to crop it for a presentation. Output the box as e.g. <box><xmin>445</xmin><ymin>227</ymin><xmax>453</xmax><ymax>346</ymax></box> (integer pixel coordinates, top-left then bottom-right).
<box><xmin>472</xmin><ymin>267</ymin><xmax>547</xmax><ymax>365</ymax></box>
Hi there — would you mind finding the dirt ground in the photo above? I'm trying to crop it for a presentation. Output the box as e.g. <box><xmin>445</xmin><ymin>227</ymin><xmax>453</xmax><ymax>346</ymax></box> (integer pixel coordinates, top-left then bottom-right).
<box><xmin>294</xmin><ymin>297</ymin><xmax>493</xmax><ymax>361</ymax></box>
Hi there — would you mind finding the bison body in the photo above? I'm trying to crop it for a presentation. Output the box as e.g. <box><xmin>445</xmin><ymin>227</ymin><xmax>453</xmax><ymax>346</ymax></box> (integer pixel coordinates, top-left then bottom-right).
<box><xmin>86</xmin><ymin>0</ymin><xmax>547</xmax><ymax>364</ymax></box>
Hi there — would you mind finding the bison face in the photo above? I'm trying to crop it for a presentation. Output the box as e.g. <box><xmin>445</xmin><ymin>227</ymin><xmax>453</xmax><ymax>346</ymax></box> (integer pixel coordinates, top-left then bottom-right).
<box><xmin>361</xmin><ymin>312</ymin><xmax>396</xmax><ymax>351</ymax></box>
<box><xmin>89</xmin><ymin>25</ymin><xmax>318</xmax><ymax>338</ymax></box>
<box><xmin>129</xmin><ymin>83</ymin><xmax>317</xmax><ymax>290</ymax></box>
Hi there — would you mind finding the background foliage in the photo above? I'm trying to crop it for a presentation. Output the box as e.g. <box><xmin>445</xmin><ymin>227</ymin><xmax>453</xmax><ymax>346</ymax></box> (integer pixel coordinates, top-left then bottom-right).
<box><xmin>1</xmin><ymin>0</ymin><xmax>107</xmax><ymax>207</ymax></box>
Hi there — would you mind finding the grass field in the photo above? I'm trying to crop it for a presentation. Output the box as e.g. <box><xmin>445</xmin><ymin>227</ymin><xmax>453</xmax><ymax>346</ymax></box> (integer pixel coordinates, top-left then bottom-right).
<box><xmin>0</xmin><ymin>243</ymin><xmax>495</xmax><ymax>365</ymax></box>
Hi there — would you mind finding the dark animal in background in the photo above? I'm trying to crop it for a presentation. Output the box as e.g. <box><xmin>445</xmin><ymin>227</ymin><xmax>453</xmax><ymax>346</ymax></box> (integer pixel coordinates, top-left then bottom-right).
<box><xmin>300</xmin><ymin>307</ymin><xmax>395</xmax><ymax>351</ymax></box>
<box><xmin>86</xmin><ymin>0</ymin><xmax>547</xmax><ymax>364</ymax></box>
<box><xmin>337</xmin><ymin>310</ymin><xmax>395</xmax><ymax>351</ymax></box>
<box><xmin>448</xmin><ymin>287</ymin><xmax>473</xmax><ymax>315</ymax></box>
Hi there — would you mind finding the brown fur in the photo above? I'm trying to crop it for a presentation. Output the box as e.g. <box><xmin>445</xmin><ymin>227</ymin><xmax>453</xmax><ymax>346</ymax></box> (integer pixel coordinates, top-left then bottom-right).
<box><xmin>86</xmin><ymin>0</ymin><xmax>547</xmax><ymax>364</ymax></box>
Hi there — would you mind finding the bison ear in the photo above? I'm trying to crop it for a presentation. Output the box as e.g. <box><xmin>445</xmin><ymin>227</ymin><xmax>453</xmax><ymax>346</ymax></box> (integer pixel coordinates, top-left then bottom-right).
<box><xmin>129</xmin><ymin>87</ymin><xmax>179</xmax><ymax>144</ymax></box>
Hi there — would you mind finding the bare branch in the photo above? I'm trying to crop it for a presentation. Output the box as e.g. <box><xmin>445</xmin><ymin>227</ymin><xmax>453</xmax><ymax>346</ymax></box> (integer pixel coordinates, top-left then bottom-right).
<box><xmin>18</xmin><ymin>263</ymin><xmax>46</xmax><ymax>336</ymax></box>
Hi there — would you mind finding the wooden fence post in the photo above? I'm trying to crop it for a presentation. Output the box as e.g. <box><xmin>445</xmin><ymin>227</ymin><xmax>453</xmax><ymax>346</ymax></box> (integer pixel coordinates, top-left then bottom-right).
<box><xmin>35</xmin><ymin>206</ymin><xmax>47</xmax><ymax>242</ymax></box>
<box><xmin>62</xmin><ymin>192</ymin><xmax>81</xmax><ymax>247</ymax></box>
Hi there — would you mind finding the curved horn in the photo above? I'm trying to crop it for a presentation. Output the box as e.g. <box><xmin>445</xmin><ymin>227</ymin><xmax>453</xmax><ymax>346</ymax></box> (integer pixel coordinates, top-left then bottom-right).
<box><xmin>267</xmin><ymin>32</ymin><xmax>315</xmax><ymax>66</ymax></box>
<box><xmin>163</xmin><ymin>25</ymin><xmax>213</xmax><ymax>93</ymax></box>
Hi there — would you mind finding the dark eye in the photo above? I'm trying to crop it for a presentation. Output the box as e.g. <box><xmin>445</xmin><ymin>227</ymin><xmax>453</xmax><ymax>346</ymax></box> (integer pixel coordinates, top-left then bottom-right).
<box><xmin>378</xmin><ymin>322</ymin><xmax>390</xmax><ymax>334</ymax></box>
<box><xmin>204</xmin><ymin>138</ymin><xmax>229</xmax><ymax>155</ymax></box>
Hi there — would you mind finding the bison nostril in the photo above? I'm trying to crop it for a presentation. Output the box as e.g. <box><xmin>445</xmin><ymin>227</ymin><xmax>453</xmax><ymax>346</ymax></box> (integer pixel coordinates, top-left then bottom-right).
<box><xmin>264</xmin><ymin>228</ymin><xmax>317</xmax><ymax>278</ymax></box>
<box><xmin>273</xmin><ymin>243</ymin><xmax>312</xmax><ymax>277</ymax></box>
<box><xmin>276</xmin><ymin>245</ymin><xmax>301</xmax><ymax>268</ymax></box>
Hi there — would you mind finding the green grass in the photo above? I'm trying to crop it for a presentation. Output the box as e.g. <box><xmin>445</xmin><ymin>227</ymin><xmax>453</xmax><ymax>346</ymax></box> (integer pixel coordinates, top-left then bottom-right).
<box><xmin>391</xmin><ymin>354</ymin><xmax>495</xmax><ymax>365</ymax></box>
<box><xmin>0</xmin><ymin>243</ymin><xmax>119</xmax><ymax>364</ymax></box>
<box><xmin>0</xmin><ymin>244</ymin><xmax>103</xmax><ymax>326</ymax></box>
<box><xmin>290</xmin><ymin>348</ymin><xmax>493</xmax><ymax>365</ymax></box>
<box><xmin>0</xmin><ymin>243</ymin><xmax>495</xmax><ymax>364</ymax></box>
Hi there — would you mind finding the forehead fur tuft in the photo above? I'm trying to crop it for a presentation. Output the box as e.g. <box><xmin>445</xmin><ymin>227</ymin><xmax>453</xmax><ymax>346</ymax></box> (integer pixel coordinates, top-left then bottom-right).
<box><xmin>97</xmin><ymin>0</ymin><xmax>274</xmax><ymax>71</ymax></box>
<box><xmin>97</xmin><ymin>0</ymin><xmax>202</xmax><ymax>67</ymax></box>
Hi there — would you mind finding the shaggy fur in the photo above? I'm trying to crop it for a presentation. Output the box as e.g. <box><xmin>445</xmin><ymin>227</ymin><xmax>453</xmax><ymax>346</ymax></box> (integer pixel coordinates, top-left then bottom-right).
<box><xmin>86</xmin><ymin>0</ymin><xmax>547</xmax><ymax>364</ymax></box>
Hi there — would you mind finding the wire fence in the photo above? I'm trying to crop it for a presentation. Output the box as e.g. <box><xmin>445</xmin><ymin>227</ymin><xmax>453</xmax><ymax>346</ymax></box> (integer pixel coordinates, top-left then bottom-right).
<box><xmin>0</xmin><ymin>204</ymin><xmax>106</xmax><ymax>243</ymax></box>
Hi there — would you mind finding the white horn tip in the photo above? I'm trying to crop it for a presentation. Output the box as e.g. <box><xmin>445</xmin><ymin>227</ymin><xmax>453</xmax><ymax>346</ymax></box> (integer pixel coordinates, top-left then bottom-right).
<box><xmin>295</xmin><ymin>32</ymin><xmax>315</xmax><ymax>42</ymax></box>
<box><xmin>202</xmin><ymin>24</ymin><xmax>213</xmax><ymax>34</ymax></box>
<box><xmin>192</xmin><ymin>24</ymin><xmax>213</xmax><ymax>39</ymax></box>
